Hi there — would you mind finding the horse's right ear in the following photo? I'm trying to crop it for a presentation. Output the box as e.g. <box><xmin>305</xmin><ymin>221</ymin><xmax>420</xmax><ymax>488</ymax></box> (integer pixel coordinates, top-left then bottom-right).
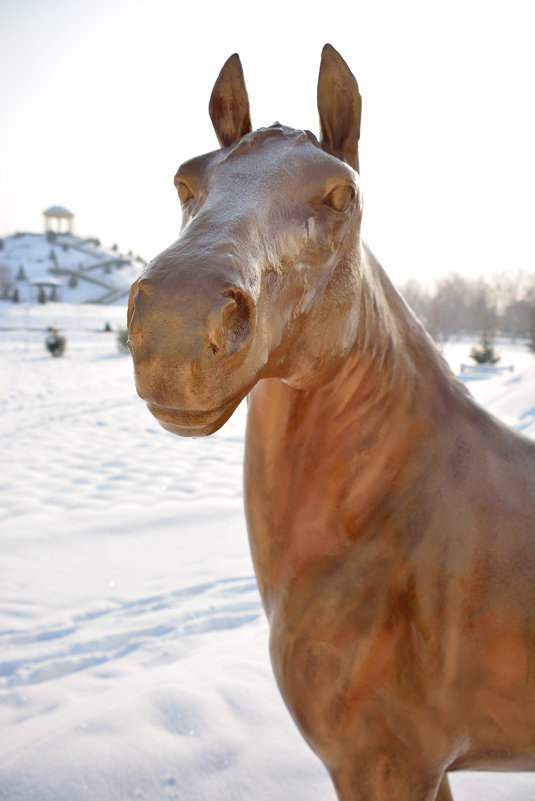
<box><xmin>209</xmin><ymin>54</ymin><xmax>252</xmax><ymax>148</ymax></box>
<box><xmin>317</xmin><ymin>44</ymin><xmax>361</xmax><ymax>172</ymax></box>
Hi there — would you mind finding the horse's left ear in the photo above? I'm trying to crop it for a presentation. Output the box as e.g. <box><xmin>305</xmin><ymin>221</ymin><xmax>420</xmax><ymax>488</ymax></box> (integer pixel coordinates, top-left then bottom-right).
<box><xmin>317</xmin><ymin>44</ymin><xmax>362</xmax><ymax>172</ymax></box>
<box><xmin>209</xmin><ymin>53</ymin><xmax>252</xmax><ymax>148</ymax></box>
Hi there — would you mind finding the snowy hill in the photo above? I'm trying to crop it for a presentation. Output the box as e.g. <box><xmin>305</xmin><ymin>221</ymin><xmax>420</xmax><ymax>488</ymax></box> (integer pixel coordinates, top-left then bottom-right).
<box><xmin>0</xmin><ymin>231</ymin><xmax>145</xmax><ymax>305</ymax></box>
<box><xmin>0</xmin><ymin>308</ymin><xmax>534</xmax><ymax>801</ymax></box>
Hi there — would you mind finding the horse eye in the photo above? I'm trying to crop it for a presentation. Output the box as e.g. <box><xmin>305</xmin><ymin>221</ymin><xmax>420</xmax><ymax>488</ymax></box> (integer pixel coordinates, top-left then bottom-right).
<box><xmin>323</xmin><ymin>185</ymin><xmax>355</xmax><ymax>213</ymax></box>
<box><xmin>176</xmin><ymin>180</ymin><xmax>194</xmax><ymax>205</ymax></box>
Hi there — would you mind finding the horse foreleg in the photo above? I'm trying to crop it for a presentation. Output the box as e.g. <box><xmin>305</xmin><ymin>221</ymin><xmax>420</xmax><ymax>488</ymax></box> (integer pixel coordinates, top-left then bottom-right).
<box><xmin>435</xmin><ymin>774</ymin><xmax>453</xmax><ymax>801</ymax></box>
<box><xmin>329</xmin><ymin>754</ymin><xmax>452</xmax><ymax>801</ymax></box>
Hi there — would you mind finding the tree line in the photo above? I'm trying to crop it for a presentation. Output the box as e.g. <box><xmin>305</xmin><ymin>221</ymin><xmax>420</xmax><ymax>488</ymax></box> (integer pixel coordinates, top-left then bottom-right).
<box><xmin>399</xmin><ymin>271</ymin><xmax>535</xmax><ymax>344</ymax></box>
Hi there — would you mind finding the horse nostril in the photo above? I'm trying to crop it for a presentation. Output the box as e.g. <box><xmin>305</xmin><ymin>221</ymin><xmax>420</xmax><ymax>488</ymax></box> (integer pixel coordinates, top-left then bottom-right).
<box><xmin>127</xmin><ymin>282</ymin><xmax>138</xmax><ymax>328</ymax></box>
<box><xmin>207</xmin><ymin>287</ymin><xmax>255</xmax><ymax>356</ymax></box>
<box><xmin>222</xmin><ymin>287</ymin><xmax>255</xmax><ymax>354</ymax></box>
<box><xmin>127</xmin><ymin>279</ymin><xmax>153</xmax><ymax>350</ymax></box>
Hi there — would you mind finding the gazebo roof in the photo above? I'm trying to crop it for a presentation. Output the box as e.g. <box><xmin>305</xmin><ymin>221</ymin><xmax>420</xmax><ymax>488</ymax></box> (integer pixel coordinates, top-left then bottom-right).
<box><xmin>43</xmin><ymin>206</ymin><xmax>74</xmax><ymax>218</ymax></box>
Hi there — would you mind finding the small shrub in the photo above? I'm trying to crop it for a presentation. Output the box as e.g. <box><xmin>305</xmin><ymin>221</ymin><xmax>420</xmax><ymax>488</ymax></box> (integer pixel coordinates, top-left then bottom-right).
<box><xmin>469</xmin><ymin>332</ymin><xmax>500</xmax><ymax>365</ymax></box>
<box><xmin>104</xmin><ymin>321</ymin><xmax>112</xmax><ymax>332</ymax></box>
<box><xmin>45</xmin><ymin>328</ymin><xmax>66</xmax><ymax>357</ymax></box>
<box><xmin>116</xmin><ymin>328</ymin><xmax>129</xmax><ymax>354</ymax></box>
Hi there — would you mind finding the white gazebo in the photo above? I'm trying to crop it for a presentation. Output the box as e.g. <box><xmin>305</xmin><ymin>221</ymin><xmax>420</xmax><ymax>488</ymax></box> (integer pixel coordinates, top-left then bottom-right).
<box><xmin>43</xmin><ymin>205</ymin><xmax>74</xmax><ymax>235</ymax></box>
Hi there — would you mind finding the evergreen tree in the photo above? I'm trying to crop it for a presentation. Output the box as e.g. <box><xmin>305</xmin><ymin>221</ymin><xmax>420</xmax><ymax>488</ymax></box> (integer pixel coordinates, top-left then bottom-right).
<box><xmin>470</xmin><ymin>331</ymin><xmax>500</xmax><ymax>364</ymax></box>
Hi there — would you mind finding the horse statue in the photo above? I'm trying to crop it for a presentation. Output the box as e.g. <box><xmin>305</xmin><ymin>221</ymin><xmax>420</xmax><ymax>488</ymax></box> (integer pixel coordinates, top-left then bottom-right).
<box><xmin>127</xmin><ymin>45</ymin><xmax>535</xmax><ymax>801</ymax></box>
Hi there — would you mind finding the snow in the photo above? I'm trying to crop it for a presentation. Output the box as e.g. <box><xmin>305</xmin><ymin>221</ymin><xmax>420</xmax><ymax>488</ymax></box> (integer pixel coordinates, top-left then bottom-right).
<box><xmin>0</xmin><ymin>232</ymin><xmax>144</xmax><ymax>305</ymax></box>
<box><xmin>1</xmin><ymin>304</ymin><xmax>534</xmax><ymax>801</ymax></box>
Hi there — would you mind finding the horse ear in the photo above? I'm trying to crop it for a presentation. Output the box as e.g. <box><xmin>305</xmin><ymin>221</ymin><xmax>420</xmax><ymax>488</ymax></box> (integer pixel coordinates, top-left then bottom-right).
<box><xmin>209</xmin><ymin>53</ymin><xmax>252</xmax><ymax>148</ymax></box>
<box><xmin>317</xmin><ymin>44</ymin><xmax>362</xmax><ymax>172</ymax></box>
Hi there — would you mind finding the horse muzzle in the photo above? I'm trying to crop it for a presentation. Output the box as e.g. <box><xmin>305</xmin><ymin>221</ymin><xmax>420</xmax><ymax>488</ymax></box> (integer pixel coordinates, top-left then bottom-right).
<box><xmin>146</xmin><ymin>396</ymin><xmax>244</xmax><ymax>437</ymax></box>
<box><xmin>127</xmin><ymin>273</ymin><xmax>256</xmax><ymax>435</ymax></box>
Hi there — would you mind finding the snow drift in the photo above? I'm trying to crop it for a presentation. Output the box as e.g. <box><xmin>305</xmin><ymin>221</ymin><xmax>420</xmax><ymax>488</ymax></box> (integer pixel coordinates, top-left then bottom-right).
<box><xmin>1</xmin><ymin>302</ymin><xmax>534</xmax><ymax>800</ymax></box>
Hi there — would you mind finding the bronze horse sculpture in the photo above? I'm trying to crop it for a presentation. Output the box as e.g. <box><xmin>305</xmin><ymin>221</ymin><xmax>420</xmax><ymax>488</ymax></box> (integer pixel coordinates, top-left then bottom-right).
<box><xmin>128</xmin><ymin>45</ymin><xmax>535</xmax><ymax>801</ymax></box>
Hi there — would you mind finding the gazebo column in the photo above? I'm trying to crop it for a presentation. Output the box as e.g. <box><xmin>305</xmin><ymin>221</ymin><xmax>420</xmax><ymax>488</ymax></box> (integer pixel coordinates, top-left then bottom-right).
<box><xmin>43</xmin><ymin>207</ymin><xmax>75</xmax><ymax>236</ymax></box>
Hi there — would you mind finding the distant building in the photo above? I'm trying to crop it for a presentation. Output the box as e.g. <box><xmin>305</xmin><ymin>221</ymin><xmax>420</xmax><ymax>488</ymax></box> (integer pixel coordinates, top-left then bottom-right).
<box><xmin>43</xmin><ymin>206</ymin><xmax>74</xmax><ymax>235</ymax></box>
<box><xmin>28</xmin><ymin>277</ymin><xmax>63</xmax><ymax>303</ymax></box>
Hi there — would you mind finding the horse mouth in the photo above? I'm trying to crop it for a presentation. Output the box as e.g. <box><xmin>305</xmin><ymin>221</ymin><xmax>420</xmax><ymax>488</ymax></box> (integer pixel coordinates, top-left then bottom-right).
<box><xmin>147</xmin><ymin>397</ymin><xmax>243</xmax><ymax>437</ymax></box>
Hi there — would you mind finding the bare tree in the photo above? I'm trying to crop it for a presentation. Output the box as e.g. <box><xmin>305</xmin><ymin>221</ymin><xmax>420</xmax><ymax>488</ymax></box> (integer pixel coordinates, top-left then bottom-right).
<box><xmin>0</xmin><ymin>264</ymin><xmax>13</xmax><ymax>299</ymax></box>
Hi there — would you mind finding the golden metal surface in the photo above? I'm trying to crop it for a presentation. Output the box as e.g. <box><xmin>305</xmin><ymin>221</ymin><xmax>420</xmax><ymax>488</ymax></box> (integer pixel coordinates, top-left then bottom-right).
<box><xmin>128</xmin><ymin>45</ymin><xmax>535</xmax><ymax>800</ymax></box>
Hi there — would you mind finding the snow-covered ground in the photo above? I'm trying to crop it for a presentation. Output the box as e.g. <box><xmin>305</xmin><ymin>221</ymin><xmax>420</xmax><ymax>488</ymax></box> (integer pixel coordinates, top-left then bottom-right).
<box><xmin>1</xmin><ymin>302</ymin><xmax>534</xmax><ymax>801</ymax></box>
<box><xmin>1</xmin><ymin>232</ymin><xmax>143</xmax><ymax>305</ymax></box>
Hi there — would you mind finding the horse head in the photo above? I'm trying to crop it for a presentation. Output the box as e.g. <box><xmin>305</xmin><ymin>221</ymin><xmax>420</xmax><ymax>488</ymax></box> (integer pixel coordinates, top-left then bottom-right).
<box><xmin>128</xmin><ymin>45</ymin><xmax>364</xmax><ymax>436</ymax></box>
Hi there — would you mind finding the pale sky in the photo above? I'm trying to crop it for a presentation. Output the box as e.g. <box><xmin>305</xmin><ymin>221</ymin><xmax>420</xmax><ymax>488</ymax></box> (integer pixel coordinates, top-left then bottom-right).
<box><xmin>1</xmin><ymin>0</ymin><xmax>534</xmax><ymax>285</ymax></box>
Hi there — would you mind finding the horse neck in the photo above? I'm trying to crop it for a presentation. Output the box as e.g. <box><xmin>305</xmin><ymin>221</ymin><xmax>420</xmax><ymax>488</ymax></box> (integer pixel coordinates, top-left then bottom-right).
<box><xmin>244</xmin><ymin>244</ymin><xmax>467</xmax><ymax>614</ymax></box>
<box><xmin>339</xmin><ymin>242</ymin><xmax>466</xmax><ymax>431</ymax></box>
